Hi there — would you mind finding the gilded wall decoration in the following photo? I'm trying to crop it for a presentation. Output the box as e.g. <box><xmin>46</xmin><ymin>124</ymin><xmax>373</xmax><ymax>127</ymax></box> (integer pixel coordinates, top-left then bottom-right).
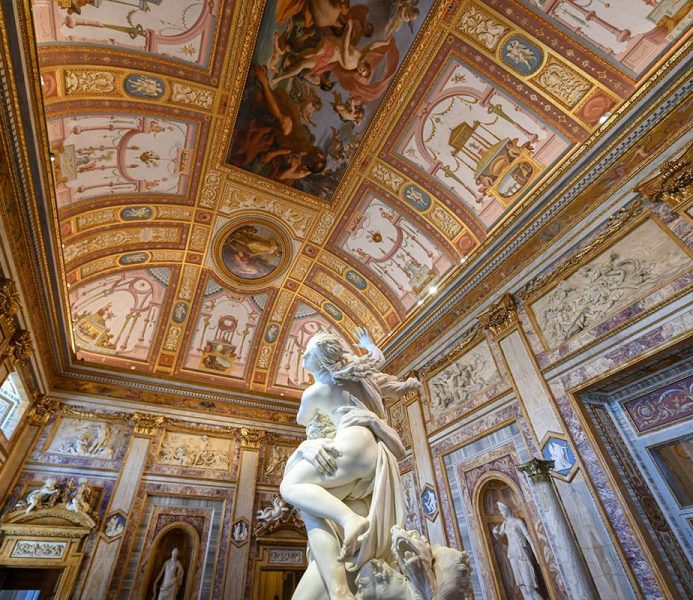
<box><xmin>47</xmin><ymin>115</ymin><xmax>197</xmax><ymax>207</ymax></box>
<box><xmin>69</xmin><ymin>268</ymin><xmax>170</xmax><ymax>362</ymax></box>
<box><xmin>45</xmin><ymin>417</ymin><xmax>125</xmax><ymax>460</ymax></box>
<box><xmin>220</xmin><ymin>189</ymin><xmax>315</xmax><ymax>238</ymax></box>
<box><xmin>424</xmin><ymin>338</ymin><xmax>504</xmax><ymax>424</ymax></box>
<box><xmin>64</xmin><ymin>70</ymin><xmax>115</xmax><ymax>95</ymax></box>
<box><xmin>157</xmin><ymin>431</ymin><xmax>232</xmax><ymax>471</ymax></box>
<box><xmin>226</xmin><ymin>0</ymin><xmax>436</xmax><ymax>200</ymax></box>
<box><xmin>528</xmin><ymin>218</ymin><xmax>691</xmax><ymax>349</ymax></box>
<box><xmin>263</xmin><ymin>445</ymin><xmax>296</xmax><ymax>477</ymax></box>
<box><xmin>170</xmin><ymin>83</ymin><xmax>215</xmax><ymax>109</ymax></box>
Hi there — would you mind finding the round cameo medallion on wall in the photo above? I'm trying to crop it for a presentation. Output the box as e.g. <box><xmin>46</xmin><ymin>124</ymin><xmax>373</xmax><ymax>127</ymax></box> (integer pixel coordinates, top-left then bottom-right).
<box><xmin>213</xmin><ymin>219</ymin><xmax>291</xmax><ymax>286</ymax></box>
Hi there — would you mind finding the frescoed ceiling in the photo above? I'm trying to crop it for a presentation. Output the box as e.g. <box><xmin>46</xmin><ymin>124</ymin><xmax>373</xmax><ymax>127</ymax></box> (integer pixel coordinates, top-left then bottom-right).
<box><xmin>10</xmin><ymin>0</ymin><xmax>691</xmax><ymax>404</ymax></box>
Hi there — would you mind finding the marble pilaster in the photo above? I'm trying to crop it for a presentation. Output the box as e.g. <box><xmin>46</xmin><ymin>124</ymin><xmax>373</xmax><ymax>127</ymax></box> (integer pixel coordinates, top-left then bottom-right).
<box><xmin>519</xmin><ymin>458</ymin><xmax>598</xmax><ymax>600</ymax></box>
<box><xmin>223</xmin><ymin>427</ymin><xmax>264</xmax><ymax>600</ymax></box>
<box><xmin>79</xmin><ymin>413</ymin><xmax>162</xmax><ymax>600</ymax></box>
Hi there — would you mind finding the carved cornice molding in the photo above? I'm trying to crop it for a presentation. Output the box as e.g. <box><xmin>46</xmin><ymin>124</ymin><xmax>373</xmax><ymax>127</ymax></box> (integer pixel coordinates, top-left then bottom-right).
<box><xmin>477</xmin><ymin>294</ymin><xmax>518</xmax><ymax>337</ymax></box>
<box><xmin>635</xmin><ymin>143</ymin><xmax>693</xmax><ymax>206</ymax></box>
<box><xmin>132</xmin><ymin>412</ymin><xmax>164</xmax><ymax>437</ymax></box>
<box><xmin>28</xmin><ymin>393</ymin><xmax>61</xmax><ymax>426</ymax></box>
<box><xmin>0</xmin><ymin>278</ymin><xmax>19</xmax><ymax>322</ymax></box>
<box><xmin>517</xmin><ymin>200</ymin><xmax>644</xmax><ymax>302</ymax></box>
<box><xmin>7</xmin><ymin>329</ymin><xmax>32</xmax><ymax>366</ymax></box>
<box><xmin>518</xmin><ymin>457</ymin><xmax>555</xmax><ymax>483</ymax></box>
<box><xmin>240</xmin><ymin>427</ymin><xmax>265</xmax><ymax>449</ymax></box>
<box><xmin>420</xmin><ymin>323</ymin><xmax>481</xmax><ymax>376</ymax></box>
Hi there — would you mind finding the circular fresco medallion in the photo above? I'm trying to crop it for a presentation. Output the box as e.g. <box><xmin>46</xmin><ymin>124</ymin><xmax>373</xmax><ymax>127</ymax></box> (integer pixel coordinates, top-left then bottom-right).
<box><xmin>214</xmin><ymin>220</ymin><xmax>290</xmax><ymax>285</ymax></box>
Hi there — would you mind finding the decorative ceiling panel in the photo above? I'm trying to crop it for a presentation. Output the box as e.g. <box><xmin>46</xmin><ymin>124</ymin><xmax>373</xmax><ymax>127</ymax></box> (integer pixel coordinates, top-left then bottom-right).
<box><xmin>5</xmin><ymin>0</ymin><xmax>689</xmax><ymax>407</ymax></box>
<box><xmin>226</xmin><ymin>0</ymin><xmax>437</xmax><ymax>201</ymax></box>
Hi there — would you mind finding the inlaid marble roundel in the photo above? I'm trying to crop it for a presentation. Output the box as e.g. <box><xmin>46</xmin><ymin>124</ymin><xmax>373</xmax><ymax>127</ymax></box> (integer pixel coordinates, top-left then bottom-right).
<box><xmin>214</xmin><ymin>220</ymin><xmax>291</xmax><ymax>284</ymax></box>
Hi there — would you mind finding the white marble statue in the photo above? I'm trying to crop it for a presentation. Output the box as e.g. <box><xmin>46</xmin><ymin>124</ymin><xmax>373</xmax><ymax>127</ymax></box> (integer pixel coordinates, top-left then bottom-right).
<box><xmin>152</xmin><ymin>547</ymin><xmax>185</xmax><ymax>600</ymax></box>
<box><xmin>493</xmin><ymin>502</ymin><xmax>543</xmax><ymax>600</ymax></box>
<box><xmin>280</xmin><ymin>327</ymin><xmax>450</xmax><ymax>599</ymax></box>
<box><xmin>66</xmin><ymin>478</ymin><xmax>91</xmax><ymax>514</ymax></box>
<box><xmin>23</xmin><ymin>478</ymin><xmax>60</xmax><ymax>514</ymax></box>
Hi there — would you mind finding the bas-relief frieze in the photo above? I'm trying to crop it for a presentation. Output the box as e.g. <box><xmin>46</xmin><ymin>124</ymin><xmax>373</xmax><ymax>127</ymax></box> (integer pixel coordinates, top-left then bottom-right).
<box><xmin>45</xmin><ymin>417</ymin><xmax>125</xmax><ymax>460</ymax></box>
<box><xmin>423</xmin><ymin>338</ymin><xmax>506</xmax><ymax>428</ymax></box>
<box><xmin>11</xmin><ymin>540</ymin><xmax>66</xmax><ymax>559</ymax></box>
<box><xmin>528</xmin><ymin>218</ymin><xmax>691</xmax><ymax>351</ymax></box>
<box><xmin>157</xmin><ymin>431</ymin><xmax>232</xmax><ymax>471</ymax></box>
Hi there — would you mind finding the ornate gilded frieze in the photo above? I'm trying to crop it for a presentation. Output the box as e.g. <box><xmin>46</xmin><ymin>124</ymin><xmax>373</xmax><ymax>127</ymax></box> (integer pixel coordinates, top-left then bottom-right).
<box><xmin>478</xmin><ymin>294</ymin><xmax>518</xmax><ymax>336</ymax></box>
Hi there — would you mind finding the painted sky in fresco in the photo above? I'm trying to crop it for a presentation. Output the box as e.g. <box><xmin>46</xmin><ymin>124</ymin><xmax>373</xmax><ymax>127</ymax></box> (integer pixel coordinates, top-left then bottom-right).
<box><xmin>228</xmin><ymin>0</ymin><xmax>434</xmax><ymax>200</ymax></box>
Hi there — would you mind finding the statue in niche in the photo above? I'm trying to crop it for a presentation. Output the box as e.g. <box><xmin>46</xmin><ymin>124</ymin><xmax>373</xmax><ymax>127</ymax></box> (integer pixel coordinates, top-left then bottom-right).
<box><xmin>151</xmin><ymin>547</ymin><xmax>185</xmax><ymax>600</ymax></box>
<box><xmin>280</xmin><ymin>326</ymin><xmax>471</xmax><ymax>599</ymax></box>
<box><xmin>493</xmin><ymin>502</ymin><xmax>543</xmax><ymax>600</ymax></box>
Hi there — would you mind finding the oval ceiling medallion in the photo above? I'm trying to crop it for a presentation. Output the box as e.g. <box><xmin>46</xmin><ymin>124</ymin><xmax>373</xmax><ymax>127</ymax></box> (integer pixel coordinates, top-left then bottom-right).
<box><xmin>213</xmin><ymin>219</ymin><xmax>291</xmax><ymax>287</ymax></box>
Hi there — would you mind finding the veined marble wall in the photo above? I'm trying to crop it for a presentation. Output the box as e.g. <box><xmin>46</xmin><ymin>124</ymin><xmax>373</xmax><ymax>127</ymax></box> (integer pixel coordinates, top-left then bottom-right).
<box><xmin>397</xmin><ymin>193</ymin><xmax>693</xmax><ymax>600</ymax></box>
<box><xmin>0</xmin><ymin>402</ymin><xmax>306</xmax><ymax>599</ymax></box>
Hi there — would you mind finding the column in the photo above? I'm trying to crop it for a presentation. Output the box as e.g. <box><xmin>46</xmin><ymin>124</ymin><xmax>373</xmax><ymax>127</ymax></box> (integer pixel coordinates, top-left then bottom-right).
<box><xmin>223</xmin><ymin>427</ymin><xmax>264</xmax><ymax>600</ymax></box>
<box><xmin>519</xmin><ymin>458</ymin><xmax>598</xmax><ymax>600</ymax></box>
<box><xmin>406</xmin><ymin>393</ymin><xmax>447</xmax><ymax>545</ymax></box>
<box><xmin>80</xmin><ymin>413</ymin><xmax>163</xmax><ymax>600</ymax></box>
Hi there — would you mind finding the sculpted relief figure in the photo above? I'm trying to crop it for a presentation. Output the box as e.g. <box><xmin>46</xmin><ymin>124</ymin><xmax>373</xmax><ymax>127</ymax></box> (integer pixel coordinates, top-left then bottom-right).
<box><xmin>152</xmin><ymin>548</ymin><xmax>185</xmax><ymax>600</ymax></box>
<box><xmin>280</xmin><ymin>326</ymin><xmax>471</xmax><ymax>599</ymax></box>
<box><xmin>23</xmin><ymin>478</ymin><xmax>59</xmax><ymax>514</ymax></box>
<box><xmin>493</xmin><ymin>502</ymin><xmax>543</xmax><ymax>600</ymax></box>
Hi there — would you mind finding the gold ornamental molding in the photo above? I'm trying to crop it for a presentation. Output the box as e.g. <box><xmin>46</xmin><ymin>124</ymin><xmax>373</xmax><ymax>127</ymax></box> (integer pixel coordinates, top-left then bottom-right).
<box><xmin>518</xmin><ymin>457</ymin><xmax>555</xmax><ymax>484</ymax></box>
<box><xmin>0</xmin><ymin>278</ymin><xmax>19</xmax><ymax>322</ymax></box>
<box><xmin>28</xmin><ymin>393</ymin><xmax>61</xmax><ymax>426</ymax></box>
<box><xmin>6</xmin><ymin>329</ymin><xmax>32</xmax><ymax>366</ymax></box>
<box><xmin>132</xmin><ymin>412</ymin><xmax>165</xmax><ymax>437</ymax></box>
<box><xmin>635</xmin><ymin>143</ymin><xmax>693</xmax><ymax>207</ymax></box>
<box><xmin>477</xmin><ymin>294</ymin><xmax>518</xmax><ymax>336</ymax></box>
<box><xmin>240</xmin><ymin>427</ymin><xmax>265</xmax><ymax>449</ymax></box>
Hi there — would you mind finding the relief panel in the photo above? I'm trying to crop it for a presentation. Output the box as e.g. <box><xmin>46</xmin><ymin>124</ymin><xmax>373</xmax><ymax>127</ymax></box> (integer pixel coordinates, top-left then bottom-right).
<box><xmin>44</xmin><ymin>417</ymin><xmax>125</xmax><ymax>460</ymax></box>
<box><xmin>528</xmin><ymin>218</ymin><xmax>691</xmax><ymax>350</ymax></box>
<box><xmin>156</xmin><ymin>431</ymin><xmax>232</xmax><ymax>472</ymax></box>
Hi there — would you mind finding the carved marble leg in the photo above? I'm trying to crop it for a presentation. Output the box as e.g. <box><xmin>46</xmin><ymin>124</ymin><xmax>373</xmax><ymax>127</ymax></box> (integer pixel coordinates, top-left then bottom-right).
<box><xmin>519</xmin><ymin>458</ymin><xmax>599</xmax><ymax>600</ymax></box>
<box><xmin>292</xmin><ymin>559</ymin><xmax>329</xmax><ymax>600</ymax></box>
<box><xmin>298</xmin><ymin>513</ymin><xmax>355</xmax><ymax>600</ymax></box>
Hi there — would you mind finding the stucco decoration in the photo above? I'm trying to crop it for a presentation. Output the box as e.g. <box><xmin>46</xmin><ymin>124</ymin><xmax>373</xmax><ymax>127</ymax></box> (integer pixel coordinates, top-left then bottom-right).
<box><xmin>157</xmin><ymin>432</ymin><xmax>232</xmax><ymax>471</ymax></box>
<box><xmin>46</xmin><ymin>417</ymin><xmax>125</xmax><ymax>460</ymax></box>
<box><xmin>528</xmin><ymin>218</ymin><xmax>691</xmax><ymax>349</ymax></box>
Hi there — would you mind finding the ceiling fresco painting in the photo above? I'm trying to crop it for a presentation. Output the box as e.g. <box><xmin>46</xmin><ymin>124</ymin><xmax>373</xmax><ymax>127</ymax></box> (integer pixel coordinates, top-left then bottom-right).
<box><xmin>70</xmin><ymin>267</ymin><xmax>171</xmax><ymax>364</ymax></box>
<box><xmin>227</xmin><ymin>0</ymin><xmax>435</xmax><ymax>200</ymax></box>
<box><xmin>521</xmin><ymin>0</ymin><xmax>692</xmax><ymax>76</ymax></box>
<box><xmin>32</xmin><ymin>0</ymin><xmax>219</xmax><ymax>68</ymax></box>
<box><xmin>48</xmin><ymin>114</ymin><xmax>196</xmax><ymax>207</ymax></box>
<box><xmin>393</xmin><ymin>54</ymin><xmax>571</xmax><ymax>229</ymax></box>
<box><xmin>334</xmin><ymin>191</ymin><xmax>456</xmax><ymax>310</ymax></box>
<box><xmin>181</xmin><ymin>277</ymin><xmax>267</xmax><ymax>381</ymax></box>
<box><xmin>272</xmin><ymin>302</ymin><xmax>348</xmax><ymax>390</ymax></box>
<box><xmin>9</xmin><ymin>0</ymin><xmax>688</xmax><ymax>405</ymax></box>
